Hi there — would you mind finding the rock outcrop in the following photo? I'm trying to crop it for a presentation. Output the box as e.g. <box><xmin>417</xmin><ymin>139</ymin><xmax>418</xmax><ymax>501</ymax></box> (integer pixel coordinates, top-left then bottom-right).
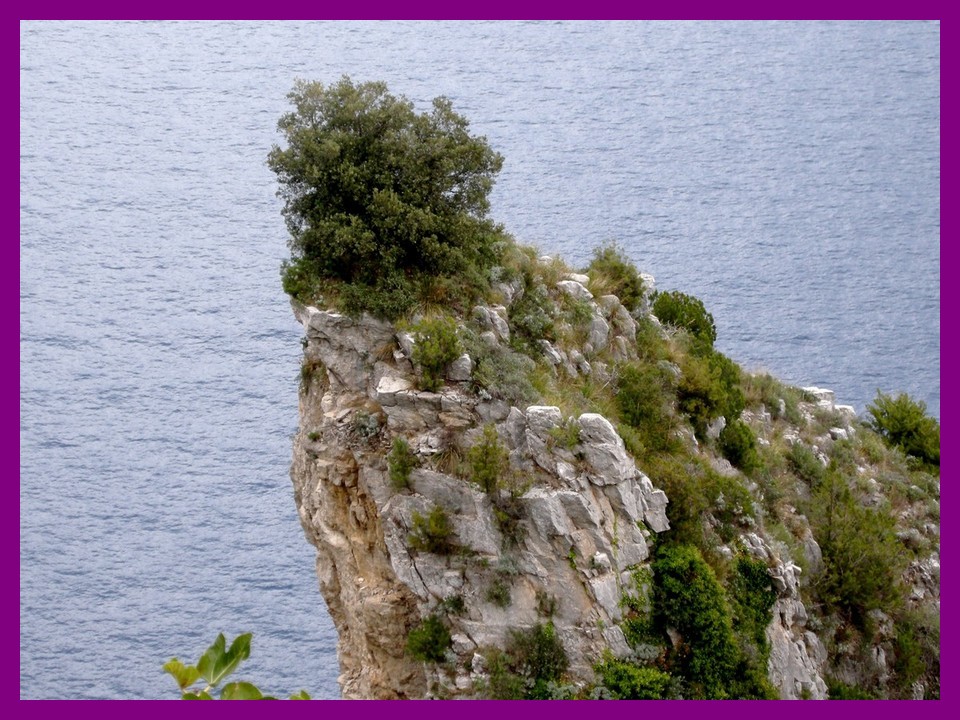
<box><xmin>289</xmin><ymin>295</ymin><xmax>831</xmax><ymax>699</ymax></box>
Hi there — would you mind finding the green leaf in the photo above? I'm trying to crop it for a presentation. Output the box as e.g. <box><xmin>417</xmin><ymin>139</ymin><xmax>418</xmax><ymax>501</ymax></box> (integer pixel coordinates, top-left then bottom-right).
<box><xmin>221</xmin><ymin>681</ymin><xmax>264</xmax><ymax>700</ymax></box>
<box><xmin>182</xmin><ymin>690</ymin><xmax>214</xmax><ymax>700</ymax></box>
<box><xmin>196</xmin><ymin>633</ymin><xmax>252</xmax><ymax>687</ymax></box>
<box><xmin>163</xmin><ymin>658</ymin><xmax>200</xmax><ymax>690</ymax></box>
<box><xmin>289</xmin><ymin>690</ymin><xmax>312</xmax><ymax>700</ymax></box>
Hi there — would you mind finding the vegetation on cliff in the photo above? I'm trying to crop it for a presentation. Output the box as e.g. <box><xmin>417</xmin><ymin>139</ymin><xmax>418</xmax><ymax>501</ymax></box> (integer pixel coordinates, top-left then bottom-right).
<box><xmin>274</xmin><ymin>79</ymin><xmax>940</xmax><ymax>700</ymax></box>
<box><xmin>269</xmin><ymin>76</ymin><xmax>506</xmax><ymax>320</ymax></box>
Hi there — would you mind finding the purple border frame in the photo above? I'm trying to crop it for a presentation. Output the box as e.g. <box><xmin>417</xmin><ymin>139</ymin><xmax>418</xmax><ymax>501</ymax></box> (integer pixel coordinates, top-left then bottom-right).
<box><xmin>16</xmin><ymin>4</ymin><xmax>946</xmax><ymax>717</ymax></box>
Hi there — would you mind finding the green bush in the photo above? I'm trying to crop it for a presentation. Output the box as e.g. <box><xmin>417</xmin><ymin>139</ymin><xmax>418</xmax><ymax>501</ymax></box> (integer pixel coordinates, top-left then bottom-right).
<box><xmin>388</xmin><ymin>437</ymin><xmax>417</xmax><ymax>490</ymax></box>
<box><xmin>616</xmin><ymin>362</ymin><xmax>677</xmax><ymax>454</ymax></box>
<box><xmin>411</xmin><ymin>315</ymin><xmax>462</xmax><ymax>392</ymax></box>
<box><xmin>491</xmin><ymin>492</ymin><xmax>526</xmax><ymax>547</ymax></box>
<box><xmin>652</xmin><ymin>544</ymin><xmax>739</xmax><ymax>699</ymax></box>
<box><xmin>584</xmin><ymin>242</ymin><xmax>646</xmax><ymax>312</ymax></box>
<box><xmin>269</xmin><ymin>77</ymin><xmax>504</xmax><ymax>319</ymax></box>
<box><xmin>487</xmin><ymin>623</ymin><xmax>569</xmax><ymax>699</ymax></box>
<box><xmin>486</xmin><ymin>577</ymin><xmax>512</xmax><ymax>608</ymax></box>
<box><xmin>787</xmin><ymin>444</ymin><xmax>825</xmax><ymax>485</ymax></box>
<box><xmin>406</xmin><ymin>615</ymin><xmax>452</xmax><ymax>663</ymax></box>
<box><xmin>507</xmin><ymin>272</ymin><xmax>557</xmax><ymax>351</ymax></box>
<box><xmin>729</xmin><ymin>556</ymin><xmax>777</xmax><ymax>658</ymax></box>
<box><xmin>408</xmin><ymin>505</ymin><xmax>455</xmax><ymax>555</ymax></box>
<box><xmin>677</xmin><ymin>349</ymin><xmax>744</xmax><ymax>440</ymax></box>
<box><xmin>718</xmin><ymin>419</ymin><xmax>760</xmax><ymax>474</ymax></box>
<box><xmin>891</xmin><ymin>608</ymin><xmax>940</xmax><ymax>698</ymax></box>
<box><xmin>807</xmin><ymin>471</ymin><xmax>906</xmax><ymax>627</ymax></box>
<box><xmin>645</xmin><ymin>455</ymin><xmax>709</xmax><ymax>549</ymax></box>
<box><xmin>462</xmin><ymin>326</ymin><xmax>538</xmax><ymax>405</ymax></box>
<box><xmin>704</xmin><ymin>470</ymin><xmax>756</xmax><ymax>542</ymax></box>
<box><xmin>467</xmin><ymin>424</ymin><xmax>509</xmax><ymax>494</ymax></box>
<box><xmin>867</xmin><ymin>390</ymin><xmax>940</xmax><ymax>468</ymax></box>
<box><xmin>595</xmin><ymin>657</ymin><xmax>673</xmax><ymax>699</ymax></box>
<box><xmin>652</xmin><ymin>290</ymin><xmax>717</xmax><ymax>347</ymax></box>
<box><xmin>827</xmin><ymin>680</ymin><xmax>879</xmax><ymax>699</ymax></box>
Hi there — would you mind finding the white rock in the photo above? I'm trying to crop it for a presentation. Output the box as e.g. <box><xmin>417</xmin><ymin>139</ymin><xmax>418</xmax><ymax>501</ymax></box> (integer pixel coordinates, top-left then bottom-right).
<box><xmin>525</xmin><ymin>406</ymin><xmax>563</xmax><ymax>436</ymax></box>
<box><xmin>556</xmin><ymin>280</ymin><xmax>594</xmax><ymax>301</ymax></box>
<box><xmin>802</xmin><ymin>386</ymin><xmax>835</xmax><ymax>410</ymax></box>
<box><xmin>567</xmin><ymin>272</ymin><xmax>591</xmax><ymax>285</ymax></box>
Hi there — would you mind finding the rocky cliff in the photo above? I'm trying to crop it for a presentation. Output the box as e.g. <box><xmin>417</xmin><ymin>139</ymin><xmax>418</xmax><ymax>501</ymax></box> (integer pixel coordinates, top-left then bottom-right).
<box><xmin>287</xmin><ymin>265</ymin><xmax>909</xmax><ymax>699</ymax></box>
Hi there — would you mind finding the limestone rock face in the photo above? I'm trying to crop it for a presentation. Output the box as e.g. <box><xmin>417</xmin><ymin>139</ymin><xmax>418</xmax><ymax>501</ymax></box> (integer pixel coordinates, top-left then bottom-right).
<box><xmin>288</xmin><ymin>301</ymin><xmax>827</xmax><ymax>699</ymax></box>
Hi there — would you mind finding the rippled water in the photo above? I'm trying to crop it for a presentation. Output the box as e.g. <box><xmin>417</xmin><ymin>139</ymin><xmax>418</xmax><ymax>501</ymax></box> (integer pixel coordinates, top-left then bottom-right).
<box><xmin>19</xmin><ymin>20</ymin><xmax>939</xmax><ymax>699</ymax></box>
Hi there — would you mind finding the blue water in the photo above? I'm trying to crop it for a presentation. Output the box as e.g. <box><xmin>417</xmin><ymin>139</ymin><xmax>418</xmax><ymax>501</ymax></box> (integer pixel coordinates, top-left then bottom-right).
<box><xmin>19</xmin><ymin>21</ymin><xmax>939</xmax><ymax>699</ymax></box>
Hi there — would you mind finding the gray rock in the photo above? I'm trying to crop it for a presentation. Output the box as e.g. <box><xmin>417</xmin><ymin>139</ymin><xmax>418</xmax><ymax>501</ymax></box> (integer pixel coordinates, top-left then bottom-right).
<box><xmin>556</xmin><ymin>280</ymin><xmax>594</xmax><ymax>301</ymax></box>
<box><xmin>578</xmin><ymin>414</ymin><xmax>636</xmax><ymax>484</ymax></box>
<box><xmin>588</xmin><ymin>574</ymin><xmax>622</xmax><ymax>621</ymax></box>
<box><xmin>447</xmin><ymin>354</ymin><xmax>473</xmax><ymax>382</ymax></box>
<box><xmin>294</xmin><ymin>304</ymin><xmax>396</xmax><ymax>392</ymax></box>
<box><xmin>538</xmin><ymin>339</ymin><xmax>564</xmax><ymax>366</ymax></box>
<box><xmin>375</xmin><ymin>373</ymin><xmax>414</xmax><ymax>407</ymax></box>
<box><xmin>567</xmin><ymin>272</ymin><xmax>591</xmax><ymax>285</ymax></box>
<box><xmin>587</xmin><ymin>315</ymin><xmax>610</xmax><ymax>351</ymax></box>
<box><xmin>521</xmin><ymin>488</ymin><xmax>573</xmax><ymax>537</ymax></box>
<box><xmin>828</xmin><ymin>426</ymin><xmax>849</xmax><ymax>441</ymax></box>
<box><xmin>473</xmin><ymin>306</ymin><xmax>510</xmax><ymax>342</ymax></box>
<box><xmin>706</xmin><ymin>416</ymin><xmax>727</xmax><ymax>440</ymax></box>
<box><xmin>603</xmin><ymin>626</ymin><xmax>633</xmax><ymax>659</ymax></box>
<box><xmin>396</xmin><ymin>331</ymin><xmax>415</xmax><ymax>359</ymax></box>
<box><xmin>802</xmin><ymin>386</ymin><xmax>836</xmax><ymax>410</ymax></box>
<box><xmin>526</xmin><ymin>405</ymin><xmax>563</xmax><ymax>436</ymax></box>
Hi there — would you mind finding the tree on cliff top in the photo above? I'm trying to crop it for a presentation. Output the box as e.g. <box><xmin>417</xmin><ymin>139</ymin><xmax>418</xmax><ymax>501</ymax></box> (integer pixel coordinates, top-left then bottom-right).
<box><xmin>269</xmin><ymin>77</ymin><xmax>505</xmax><ymax>319</ymax></box>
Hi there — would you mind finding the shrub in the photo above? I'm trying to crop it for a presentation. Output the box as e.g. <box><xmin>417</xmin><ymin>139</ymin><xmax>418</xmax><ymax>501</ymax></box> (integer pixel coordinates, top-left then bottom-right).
<box><xmin>584</xmin><ymin>242</ymin><xmax>646</xmax><ymax>312</ymax></box>
<box><xmin>467</xmin><ymin>424</ymin><xmax>509</xmax><ymax>493</ymax></box>
<box><xmin>891</xmin><ymin>608</ymin><xmax>940</xmax><ymax>698</ymax></box>
<box><xmin>406</xmin><ymin>615</ymin><xmax>451</xmax><ymax>663</ymax></box>
<box><xmin>616</xmin><ymin>362</ymin><xmax>677</xmax><ymax>454</ymax></box>
<box><xmin>486</xmin><ymin>577</ymin><xmax>511</xmax><ymax>608</ymax></box>
<box><xmin>388</xmin><ymin>437</ymin><xmax>417</xmax><ymax>490</ymax></box>
<box><xmin>787</xmin><ymin>443</ymin><xmax>825</xmax><ymax>485</ymax></box>
<box><xmin>807</xmin><ymin>471</ymin><xmax>906</xmax><ymax>627</ymax></box>
<box><xmin>718</xmin><ymin>419</ymin><xmax>760</xmax><ymax>474</ymax></box>
<box><xmin>652</xmin><ymin>544</ymin><xmax>740</xmax><ymax>699</ymax></box>
<box><xmin>595</xmin><ymin>657</ymin><xmax>673</xmax><ymax>699</ymax></box>
<box><xmin>408</xmin><ymin>505</ymin><xmax>455</xmax><ymax>555</ymax></box>
<box><xmin>867</xmin><ymin>390</ymin><xmax>940</xmax><ymax>468</ymax></box>
<box><xmin>462</xmin><ymin>326</ymin><xmax>538</xmax><ymax>405</ymax></box>
<box><xmin>677</xmin><ymin>349</ymin><xmax>744</xmax><ymax>439</ymax></box>
<box><xmin>488</xmin><ymin>623</ymin><xmax>569</xmax><ymax>699</ymax></box>
<box><xmin>703</xmin><ymin>470</ymin><xmax>756</xmax><ymax>541</ymax></box>
<box><xmin>269</xmin><ymin>77</ymin><xmax>504</xmax><ymax>319</ymax></box>
<box><xmin>729</xmin><ymin>556</ymin><xmax>777</xmax><ymax>658</ymax></box>
<box><xmin>491</xmin><ymin>492</ymin><xmax>526</xmax><ymax>547</ymax></box>
<box><xmin>651</xmin><ymin>290</ymin><xmax>717</xmax><ymax>347</ymax></box>
<box><xmin>645</xmin><ymin>455</ymin><xmax>709</xmax><ymax>550</ymax></box>
<box><xmin>411</xmin><ymin>315</ymin><xmax>462</xmax><ymax>392</ymax></box>
<box><xmin>507</xmin><ymin>273</ymin><xmax>556</xmax><ymax>350</ymax></box>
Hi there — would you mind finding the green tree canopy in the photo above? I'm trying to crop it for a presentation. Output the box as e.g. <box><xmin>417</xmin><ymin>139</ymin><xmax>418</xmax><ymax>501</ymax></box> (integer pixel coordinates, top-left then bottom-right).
<box><xmin>867</xmin><ymin>390</ymin><xmax>940</xmax><ymax>468</ymax></box>
<box><xmin>269</xmin><ymin>77</ymin><xmax>505</xmax><ymax>319</ymax></box>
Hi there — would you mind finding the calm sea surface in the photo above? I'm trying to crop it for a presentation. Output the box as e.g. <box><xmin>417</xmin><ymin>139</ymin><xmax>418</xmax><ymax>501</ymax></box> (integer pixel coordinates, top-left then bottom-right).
<box><xmin>19</xmin><ymin>21</ymin><xmax>939</xmax><ymax>699</ymax></box>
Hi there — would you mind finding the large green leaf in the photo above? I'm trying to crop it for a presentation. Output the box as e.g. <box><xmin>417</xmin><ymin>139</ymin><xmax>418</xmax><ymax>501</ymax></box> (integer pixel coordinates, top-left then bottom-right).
<box><xmin>221</xmin><ymin>681</ymin><xmax>264</xmax><ymax>700</ymax></box>
<box><xmin>289</xmin><ymin>690</ymin><xmax>312</xmax><ymax>700</ymax></box>
<box><xmin>163</xmin><ymin>659</ymin><xmax>200</xmax><ymax>691</ymax></box>
<box><xmin>196</xmin><ymin>633</ymin><xmax>252</xmax><ymax>687</ymax></box>
<box><xmin>182</xmin><ymin>690</ymin><xmax>214</xmax><ymax>700</ymax></box>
